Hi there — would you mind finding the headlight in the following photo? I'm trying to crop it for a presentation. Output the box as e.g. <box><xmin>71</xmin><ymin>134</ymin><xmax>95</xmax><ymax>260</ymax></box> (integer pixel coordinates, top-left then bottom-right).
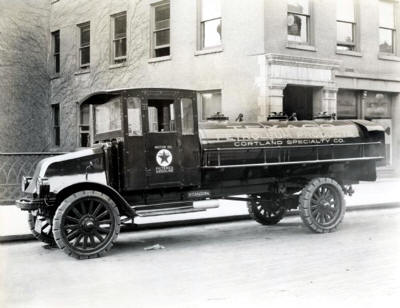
<box><xmin>36</xmin><ymin>177</ymin><xmax>50</xmax><ymax>198</ymax></box>
<box><xmin>21</xmin><ymin>176</ymin><xmax>32</xmax><ymax>192</ymax></box>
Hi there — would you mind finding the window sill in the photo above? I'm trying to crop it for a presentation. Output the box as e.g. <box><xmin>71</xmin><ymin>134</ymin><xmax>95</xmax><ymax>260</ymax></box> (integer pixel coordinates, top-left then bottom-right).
<box><xmin>286</xmin><ymin>42</ymin><xmax>316</xmax><ymax>52</ymax></box>
<box><xmin>336</xmin><ymin>50</ymin><xmax>362</xmax><ymax>57</ymax></box>
<box><xmin>50</xmin><ymin>73</ymin><xmax>60</xmax><ymax>80</ymax></box>
<box><xmin>148</xmin><ymin>55</ymin><xmax>172</xmax><ymax>63</ymax></box>
<box><xmin>378</xmin><ymin>53</ymin><xmax>400</xmax><ymax>62</ymax></box>
<box><xmin>195</xmin><ymin>46</ymin><xmax>224</xmax><ymax>56</ymax></box>
<box><xmin>109</xmin><ymin>62</ymin><xmax>127</xmax><ymax>70</ymax></box>
<box><xmin>74</xmin><ymin>69</ymin><xmax>90</xmax><ymax>76</ymax></box>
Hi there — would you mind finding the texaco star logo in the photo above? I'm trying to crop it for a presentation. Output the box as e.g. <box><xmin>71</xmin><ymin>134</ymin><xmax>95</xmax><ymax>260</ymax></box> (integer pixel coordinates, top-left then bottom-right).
<box><xmin>156</xmin><ymin>149</ymin><xmax>173</xmax><ymax>167</ymax></box>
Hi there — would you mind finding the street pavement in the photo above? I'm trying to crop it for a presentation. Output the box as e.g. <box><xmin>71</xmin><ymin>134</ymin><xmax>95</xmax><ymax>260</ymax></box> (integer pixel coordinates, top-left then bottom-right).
<box><xmin>1</xmin><ymin>206</ymin><xmax>400</xmax><ymax>308</ymax></box>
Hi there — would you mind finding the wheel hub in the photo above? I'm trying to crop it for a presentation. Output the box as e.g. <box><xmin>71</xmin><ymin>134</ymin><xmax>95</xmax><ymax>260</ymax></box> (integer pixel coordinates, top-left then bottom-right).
<box><xmin>81</xmin><ymin>217</ymin><xmax>96</xmax><ymax>232</ymax></box>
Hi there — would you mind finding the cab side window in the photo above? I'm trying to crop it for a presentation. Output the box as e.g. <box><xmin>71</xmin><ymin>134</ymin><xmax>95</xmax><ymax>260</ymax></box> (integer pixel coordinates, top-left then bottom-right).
<box><xmin>181</xmin><ymin>98</ymin><xmax>194</xmax><ymax>135</ymax></box>
<box><xmin>127</xmin><ymin>97</ymin><xmax>142</xmax><ymax>136</ymax></box>
<box><xmin>148</xmin><ymin>100</ymin><xmax>175</xmax><ymax>132</ymax></box>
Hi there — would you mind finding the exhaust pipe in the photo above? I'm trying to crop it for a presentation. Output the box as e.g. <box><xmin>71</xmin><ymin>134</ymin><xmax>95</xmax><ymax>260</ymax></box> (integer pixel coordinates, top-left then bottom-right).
<box><xmin>193</xmin><ymin>200</ymin><xmax>220</xmax><ymax>210</ymax></box>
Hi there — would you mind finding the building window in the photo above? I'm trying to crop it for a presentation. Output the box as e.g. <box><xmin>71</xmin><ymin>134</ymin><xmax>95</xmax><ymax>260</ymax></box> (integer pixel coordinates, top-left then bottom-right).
<box><xmin>336</xmin><ymin>0</ymin><xmax>356</xmax><ymax>51</ymax></box>
<box><xmin>200</xmin><ymin>0</ymin><xmax>222</xmax><ymax>49</ymax></box>
<box><xmin>199</xmin><ymin>90</ymin><xmax>221</xmax><ymax>120</ymax></box>
<box><xmin>287</xmin><ymin>0</ymin><xmax>310</xmax><ymax>44</ymax></box>
<box><xmin>379</xmin><ymin>1</ymin><xmax>396</xmax><ymax>54</ymax></box>
<box><xmin>78</xmin><ymin>22</ymin><xmax>90</xmax><ymax>69</ymax></box>
<box><xmin>52</xmin><ymin>104</ymin><xmax>60</xmax><ymax>146</ymax></box>
<box><xmin>337</xmin><ymin>90</ymin><xmax>358</xmax><ymax>119</ymax></box>
<box><xmin>111</xmin><ymin>12</ymin><xmax>127</xmax><ymax>63</ymax></box>
<box><xmin>52</xmin><ymin>30</ymin><xmax>60</xmax><ymax>73</ymax></box>
<box><xmin>79</xmin><ymin>104</ymin><xmax>90</xmax><ymax>147</ymax></box>
<box><xmin>152</xmin><ymin>2</ymin><xmax>170</xmax><ymax>58</ymax></box>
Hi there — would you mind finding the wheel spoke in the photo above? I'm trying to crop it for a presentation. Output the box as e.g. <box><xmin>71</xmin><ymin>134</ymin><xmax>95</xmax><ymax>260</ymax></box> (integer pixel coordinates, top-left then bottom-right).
<box><xmin>92</xmin><ymin>203</ymin><xmax>102</xmax><ymax>217</ymax></box>
<box><xmin>72</xmin><ymin>207</ymin><xmax>82</xmax><ymax>218</ymax></box>
<box><xmin>96</xmin><ymin>210</ymin><xmax>109</xmax><ymax>220</ymax></box>
<box><xmin>67</xmin><ymin>229</ymin><xmax>81</xmax><ymax>241</ymax></box>
<box><xmin>74</xmin><ymin>233</ymin><xmax>83</xmax><ymax>247</ymax></box>
<box><xmin>66</xmin><ymin>215</ymin><xmax>79</xmax><ymax>223</ymax></box>
<box><xmin>97</xmin><ymin>226</ymin><xmax>110</xmax><ymax>234</ymax></box>
<box><xmin>94</xmin><ymin>231</ymin><xmax>104</xmax><ymax>242</ymax></box>
<box><xmin>89</xmin><ymin>235</ymin><xmax>96</xmax><ymax>247</ymax></box>
<box><xmin>98</xmin><ymin>219</ymin><xmax>112</xmax><ymax>225</ymax></box>
<box><xmin>83</xmin><ymin>235</ymin><xmax>88</xmax><ymax>249</ymax></box>
<box><xmin>80</xmin><ymin>201</ymin><xmax>87</xmax><ymax>215</ymax></box>
<box><xmin>88</xmin><ymin>200</ymin><xmax>94</xmax><ymax>214</ymax></box>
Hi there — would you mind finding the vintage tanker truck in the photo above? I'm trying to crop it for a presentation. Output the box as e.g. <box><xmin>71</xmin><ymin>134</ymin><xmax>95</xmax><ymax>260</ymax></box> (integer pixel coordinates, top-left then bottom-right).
<box><xmin>16</xmin><ymin>88</ymin><xmax>386</xmax><ymax>259</ymax></box>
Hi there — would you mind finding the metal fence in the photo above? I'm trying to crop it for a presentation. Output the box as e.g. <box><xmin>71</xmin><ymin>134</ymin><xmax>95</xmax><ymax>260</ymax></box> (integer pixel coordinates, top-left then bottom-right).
<box><xmin>0</xmin><ymin>152</ymin><xmax>65</xmax><ymax>205</ymax></box>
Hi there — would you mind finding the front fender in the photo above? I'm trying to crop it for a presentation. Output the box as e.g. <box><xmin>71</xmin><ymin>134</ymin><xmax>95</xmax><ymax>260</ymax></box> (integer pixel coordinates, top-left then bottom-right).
<box><xmin>55</xmin><ymin>182</ymin><xmax>135</xmax><ymax>217</ymax></box>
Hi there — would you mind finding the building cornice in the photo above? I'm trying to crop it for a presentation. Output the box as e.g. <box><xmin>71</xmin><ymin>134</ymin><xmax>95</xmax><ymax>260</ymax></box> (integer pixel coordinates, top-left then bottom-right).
<box><xmin>265</xmin><ymin>53</ymin><xmax>340</xmax><ymax>70</ymax></box>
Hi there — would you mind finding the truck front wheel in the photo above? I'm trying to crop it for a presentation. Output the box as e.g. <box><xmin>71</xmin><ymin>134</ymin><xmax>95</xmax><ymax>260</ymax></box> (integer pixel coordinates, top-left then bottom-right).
<box><xmin>52</xmin><ymin>190</ymin><xmax>120</xmax><ymax>259</ymax></box>
<box><xmin>299</xmin><ymin>178</ymin><xmax>345</xmax><ymax>233</ymax></box>
<box><xmin>28</xmin><ymin>212</ymin><xmax>55</xmax><ymax>245</ymax></box>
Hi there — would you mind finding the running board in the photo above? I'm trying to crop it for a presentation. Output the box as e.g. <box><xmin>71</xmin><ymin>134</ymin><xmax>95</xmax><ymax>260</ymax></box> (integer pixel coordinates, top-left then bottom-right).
<box><xmin>135</xmin><ymin>206</ymin><xmax>206</xmax><ymax>217</ymax></box>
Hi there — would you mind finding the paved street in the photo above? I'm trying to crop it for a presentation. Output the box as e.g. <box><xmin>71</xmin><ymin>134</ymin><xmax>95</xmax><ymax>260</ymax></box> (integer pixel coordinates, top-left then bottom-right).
<box><xmin>1</xmin><ymin>207</ymin><xmax>400</xmax><ymax>308</ymax></box>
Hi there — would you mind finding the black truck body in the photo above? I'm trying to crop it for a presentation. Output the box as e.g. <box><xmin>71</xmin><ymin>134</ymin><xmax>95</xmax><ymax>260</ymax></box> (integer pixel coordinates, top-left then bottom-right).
<box><xmin>16</xmin><ymin>88</ymin><xmax>386</xmax><ymax>259</ymax></box>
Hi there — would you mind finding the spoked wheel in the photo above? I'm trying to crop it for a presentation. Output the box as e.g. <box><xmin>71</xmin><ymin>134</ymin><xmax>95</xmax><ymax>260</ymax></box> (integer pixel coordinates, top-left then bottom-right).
<box><xmin>299</xmin><ymin>178</ymin><xmax>345</xmax><ymax>233</ymax></box>
<box><xmin>247</xmin><ymin>195</ymin><xmax>286</xmax><ymax>225</ymax></box>
<box><xmin>28</xmin><ymin>212</ymin><xmax>55</xmax><ymax>245</ymax></box>
<box><xmin>53</xmin><ymin>190</ymin><xmax>120</xmax><ymax>259</ymax></box>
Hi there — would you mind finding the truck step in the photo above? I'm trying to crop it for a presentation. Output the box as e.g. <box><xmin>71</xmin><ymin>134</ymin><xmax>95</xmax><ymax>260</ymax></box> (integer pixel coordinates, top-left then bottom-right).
<box><xmin>135</xmin><ymin>206</ymin><xmax>206</xmax><ymax>217</ymax></box>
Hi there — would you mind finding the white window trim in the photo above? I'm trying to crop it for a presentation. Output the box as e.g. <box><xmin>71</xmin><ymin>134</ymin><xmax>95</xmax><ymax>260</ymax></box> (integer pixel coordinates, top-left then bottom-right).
<box><xmin>287</xmin><ymin>0</ymin><xmax>313</xmax><ymax>46</ymax></box>
<box><xmin>150</xmin><ymin>1</ymin><xmax>171</xmax><ymax>59</ymax></box>
<box><xmin>111</xmin><ymin>12</ymin><xmax>127</xmax><ymax>64</ymax></box>
<box><xmin>77</xmin><ymin>22</ymin><xmax>90</xmax><ymax>70</ymax></box>
<box><xmin>378</xmin><ymin>0</ymin><xmax>397</xmax><ymax>55</ymax></box>
<box><xmin>197</xmin><ymin>0</ymin><xmax>222</xmax><ymax>50</ymax></box>
<box><xmin>198</xmin><ymin>89</ymin><xmax>222</xmax><ymax>121</ymax></box>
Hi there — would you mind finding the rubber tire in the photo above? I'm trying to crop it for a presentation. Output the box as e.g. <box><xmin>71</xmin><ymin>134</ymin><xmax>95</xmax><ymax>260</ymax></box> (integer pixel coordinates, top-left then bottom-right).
<box><xmin>28</xmin><ymin>212</ymin><xmax>55</xmax><ymax>245</ymax></box>
<box><xmin>299</xmin><ymin>177</ymin><xmax>346</xmax><ymax>233</ymax></box>
<box><xmin>53</xmin><ymin>190</ymin><xmax>120</xmax><ymax>259</ymax></box>
<box><xmin>247</xmin><ymin>199</ymin><xmax>286</xmax><ymax>225</ymax></box>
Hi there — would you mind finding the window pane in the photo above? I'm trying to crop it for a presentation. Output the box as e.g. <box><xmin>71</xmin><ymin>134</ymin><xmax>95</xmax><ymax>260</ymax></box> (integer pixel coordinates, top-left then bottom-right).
<box><xmin>148</xmin><ymin>107</ymin><xmax>158</xmax><ymax>132</ymax></box>
<box><xmin>115</xmin><ymin>38</ymin><xmax>126</xmax><ymax>58</ymax></box>
<box><xmin>53</xmin><ymin>31</ymin><xmax>60</xmax><ymax>53</ymax></box>
<box><xmin>155</xmin><ymin>47</ymin><xmax>170</xmax><ymax>57</ymax></box>
<box><xmin>201</xmin><ymin>0</ymin><xmax>221</xmax><ymax>21</ymax></box>
<box><xmin>55</xmin><ymin>55</ymin><xmax>60</xmax><ymax>73</ymax></box>
<box><xmin>155</xmin><ymin>29</ymin><xmax>170</xmax><ymax>46</ymax></box>
<box><xmin>379</xmin><ymin>28</ymin><xmax>393</xmax><ymax>53</ymax></box>
<box><xmin>202</xmin><ymin>19</ymin><xmax>222</xmax><ymax>48</ymax></box>
<box><xmin>379</xmin><ymin>1</ymin><xmax>394</xmax><ymax>28</ymax></box>
<box><xmin>181</xmin><ymin>98</ymin><xmax>194</xmax><ymax>135</ymax></box>
<box><xmin>114</xmin><ymin>14</ymin><xmax>126</xmax><ymax>38</ymax></box>
<box><xmin>288</xmin><ymin>14</ymin><xmax>308</xmax><ymax>42</ymax></box>
<box><xmin>53</xmin><ymin>104</ymin><xmax>60</xmax><ymax>125</ymax></box>
<box><xmin>80</xmin><ymin>46</ymin><xmax>90</xmax><ymax>65</ymax></box>
<box><xmin>201</xmin><ymin>92</ymin><xmax>221</xmax><ymax>120</ymax></box>
<box><xmin>288</xmin><ymin>0</ymin><xmax>309</xmax><ymax>14</ymax></box>
<box><xmin>80</xmin><ymin>104</ymin><xmax>90</xmax><ymax>125</ymax></box>
<box><xmin>336</xmin><ymin>0</ymin><xmax>354</xmax><ymax>22</ymax></box>
<box><xmin>95</xmin><ymin>98</ymin><xmax>121</xmax><ymax>134</ymax></box>
<box><xmin>127</xmin><ymin>97</ymin><xmax>142</xmax><ymax>136</ymax></box>
<box><xmin>337</xmin><ymin>21</ymin><xmax>353</xmax><ymax>43</ymax></box>
<box><xmin>80</xmin><ymin>26</ymin><xmax>90</xmax><ymax>46</ymax></box>
<box><xmin>155</xmin><ymin>4</ymin><xmax>170</xmax><ymax>30</ymax></box>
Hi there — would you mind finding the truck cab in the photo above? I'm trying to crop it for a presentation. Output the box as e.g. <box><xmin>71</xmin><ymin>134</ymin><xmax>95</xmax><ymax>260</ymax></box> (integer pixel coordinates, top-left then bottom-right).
<box><xmin>87</xmin><ymin>88</ymin><xmax>201</xmax><ymax>191</ymax></box>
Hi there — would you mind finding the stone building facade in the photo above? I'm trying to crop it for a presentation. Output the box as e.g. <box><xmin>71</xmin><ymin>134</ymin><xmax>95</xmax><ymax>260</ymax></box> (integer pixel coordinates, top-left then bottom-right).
<box><xmin>1</xmin><ymin>0</ymin><xmax>399</xmax><ymax>175</ymax></box>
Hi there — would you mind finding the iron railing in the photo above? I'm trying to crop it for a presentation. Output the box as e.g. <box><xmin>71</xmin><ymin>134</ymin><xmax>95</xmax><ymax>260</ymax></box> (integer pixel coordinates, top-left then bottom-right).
<box><xmin>0</xmin><ymin>152</ymin><xmax>65</xmax><ymax>205</ymax></box>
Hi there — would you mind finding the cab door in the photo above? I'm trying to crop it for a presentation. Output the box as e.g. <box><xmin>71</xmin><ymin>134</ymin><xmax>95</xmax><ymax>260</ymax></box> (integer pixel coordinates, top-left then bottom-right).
<box><xmin>144</xmin><ymin>95</ymin><xmax>183</xmax><ymax>188</ymax></box>
<box><xmin>143</xmin><ymin>91</ymin><xmax>200</xmax><ymax>188</ymax></box>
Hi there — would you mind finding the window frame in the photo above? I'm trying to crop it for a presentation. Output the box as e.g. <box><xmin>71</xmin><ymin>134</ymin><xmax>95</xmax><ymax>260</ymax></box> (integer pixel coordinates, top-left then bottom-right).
<box><xmin>151</xmin><ymin>1</ymin><xmax>171</xmax><ymax>58</ymax></box>
<box><xmin>52</xmin><ymin>30</ymin><xmax>60</xmax><ymax>74</ymax></box>
<box><xmin>111</xmin><ymin>12</ymin><xmax>127</xmax><ymax>64</ymax></box>
<box><xmin>198</xmin><ymin>90</ymin><xmax>222</xmax><ymax>121</ymax></box>
<box><xmin>79</xmin><ymin>103</ymin><xmax>91</xmax><ymax>147</ymax></box>
<box><xmin>199</xmin><ymin>0</ymin><xmax>222</xmax><ymax>50</ymax></box>
<box><xmin>379</xmin><ymin>0</ymin><xmax>396</xmax><ymax>55</ymax></box>
<box><xmin>287</xmin><ymin>0</ymin><xmax>311</xmax><ymax>45</ymax></box>
<box><xmin>78</xmin><ymin>22</ymin><xmax>90</xmax><ymax>69</ymax></box>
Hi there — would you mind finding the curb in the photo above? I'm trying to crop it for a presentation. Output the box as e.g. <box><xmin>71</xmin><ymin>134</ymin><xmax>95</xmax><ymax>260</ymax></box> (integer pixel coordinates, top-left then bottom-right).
<box><xmin>1</xmin><ymin>202</ymin><xmax>399</xmax><ymax>243</ymax></box>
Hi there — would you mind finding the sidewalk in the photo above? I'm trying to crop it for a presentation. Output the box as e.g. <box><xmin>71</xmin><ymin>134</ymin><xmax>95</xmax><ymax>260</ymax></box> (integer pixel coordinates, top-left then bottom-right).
<box><xmin>1</xmin><ymin>178</ymin><xmax>399</xmax><ymax>242</ymax></box>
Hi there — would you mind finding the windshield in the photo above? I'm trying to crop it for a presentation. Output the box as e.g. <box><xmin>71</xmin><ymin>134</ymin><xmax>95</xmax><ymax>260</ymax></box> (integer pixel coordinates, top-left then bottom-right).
<box><xmin>94</xmin><ymin>97</ymin><xmax>121</xmax><ymax>134</ymax></box>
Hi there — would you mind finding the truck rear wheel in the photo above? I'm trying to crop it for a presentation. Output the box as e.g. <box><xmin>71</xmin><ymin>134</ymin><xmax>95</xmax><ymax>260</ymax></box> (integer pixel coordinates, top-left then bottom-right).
<box><xmin>28</xmin><ymin>212</ymin><xmax>55</xmax><ymax>245</ymax></box>
<box><xmin>247</xmin><ymin>195</ymin><xmax>286</xmax><ymax>225</ymax></box>
<box><xmin>299</xmin><ymin>178</ymin><xmax>345</xmax><ymax>233</ymax></box>
<box><xmin>53</xmin><ymin>190</ymin><xmax>120</xmax><ymax>259</ymax></box>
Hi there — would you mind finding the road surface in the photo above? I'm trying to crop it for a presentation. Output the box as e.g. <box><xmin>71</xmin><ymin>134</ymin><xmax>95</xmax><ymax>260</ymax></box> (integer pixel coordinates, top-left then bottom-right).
<box><xmin>1</xmin><ymin>207</ymin><xmax>400</xmax><ymax>308</ymax></box>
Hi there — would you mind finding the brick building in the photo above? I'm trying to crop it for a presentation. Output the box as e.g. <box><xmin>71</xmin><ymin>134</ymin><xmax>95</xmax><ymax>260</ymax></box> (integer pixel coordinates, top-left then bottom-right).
<box><xmin>1</xmin><ymin>0</ymin><xmax>399</xmax><ymax>178</ymax></box>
